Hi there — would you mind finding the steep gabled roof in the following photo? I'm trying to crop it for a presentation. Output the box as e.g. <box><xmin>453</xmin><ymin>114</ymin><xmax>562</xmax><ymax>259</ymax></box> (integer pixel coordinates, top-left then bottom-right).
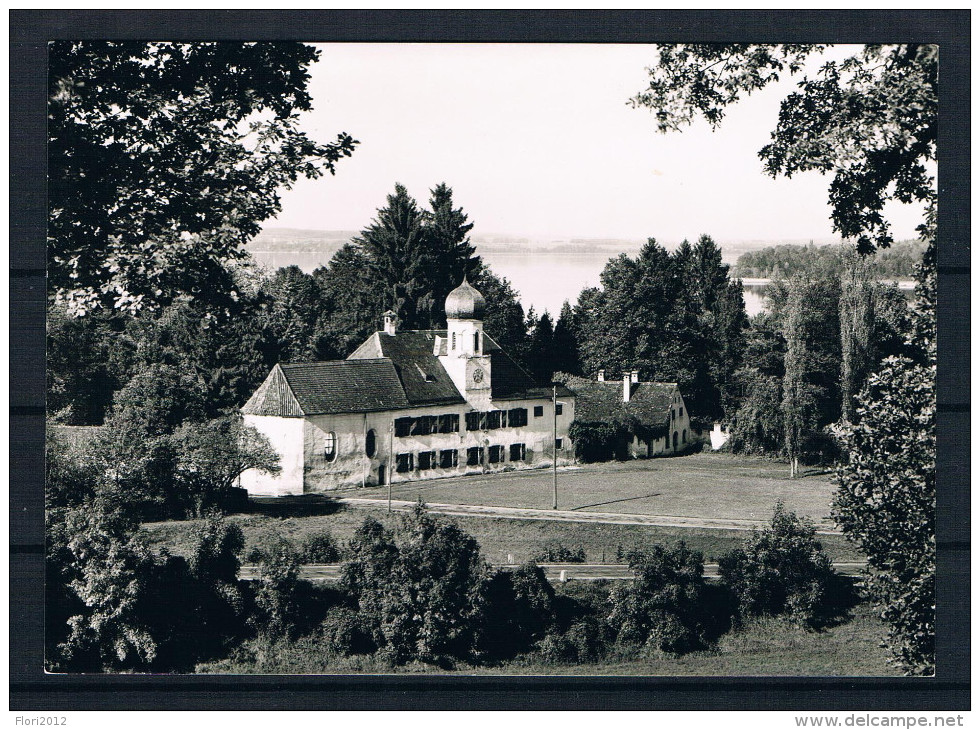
<box><xmin>484</xmin><ymin>333</ymin><xmax>574</xmax><ymax>401</ymax></box>
<box><xmin>242</xmin><ymin>360</ymin><xmax>410</xmax><ymax>416</ymax></box>
<box><xmin>348</xmin><ymin>331</ymin><xmax>465</xmax><ymax>407</ymax></box>
<box><xmin>244</xmin><ymin>327</ymin><xmax>574</xmax><ymax>418</ymax></box>
<box><xmin>564</xmin><ymin>376</ymin><xmax>677</xmax><ymax>427</ymax></box>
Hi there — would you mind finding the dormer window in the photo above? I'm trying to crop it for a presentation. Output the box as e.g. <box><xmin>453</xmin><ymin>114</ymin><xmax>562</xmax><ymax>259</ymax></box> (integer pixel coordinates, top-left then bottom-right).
<box><xmin>415</xmin><ymin>363</ymin><xmax>436</xmax><ymax>382</ymax></box>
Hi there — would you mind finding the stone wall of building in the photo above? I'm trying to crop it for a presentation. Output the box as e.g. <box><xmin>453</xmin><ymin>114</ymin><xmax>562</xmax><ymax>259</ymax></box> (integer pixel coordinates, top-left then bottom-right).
<box><xmin>240</xmin><ymin>414</ymin><xmax>306</xmax><ymax>496</ymax></box>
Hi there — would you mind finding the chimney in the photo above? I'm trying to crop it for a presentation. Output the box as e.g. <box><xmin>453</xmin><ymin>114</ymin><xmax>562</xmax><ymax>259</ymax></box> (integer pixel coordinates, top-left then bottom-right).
<box><xmin>631</xmin><ymin>369</ymin><xmax>639</xmax><ymax>384</ymax></box>
<box><xmin>383</xmin><ymin>310</ymin><xmax>397</xmax><ymax>336</ymax></box>
<box><xmin>623</xmin><ymin>373</ymin><xmax>631</xmax><ymax>403</ymax></box>
<box><xmin>597</xmin><ymin>369</ymin><xmax>605</xmax><ymax>382</ymax></box>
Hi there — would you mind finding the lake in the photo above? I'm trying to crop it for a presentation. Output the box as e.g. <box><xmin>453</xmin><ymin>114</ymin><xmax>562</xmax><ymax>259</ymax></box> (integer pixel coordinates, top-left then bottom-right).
<box><xmin>248</xmin><ymin>249</ymin><xmax>912</xmax><ymax>321</ymax></box>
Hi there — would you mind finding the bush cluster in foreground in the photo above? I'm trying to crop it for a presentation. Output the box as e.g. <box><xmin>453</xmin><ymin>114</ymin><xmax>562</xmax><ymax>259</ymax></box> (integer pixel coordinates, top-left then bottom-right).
<box><xmin>46</xmin><ymin>499</ymin><xmax>845</xmax><ymax>673</ymax></box>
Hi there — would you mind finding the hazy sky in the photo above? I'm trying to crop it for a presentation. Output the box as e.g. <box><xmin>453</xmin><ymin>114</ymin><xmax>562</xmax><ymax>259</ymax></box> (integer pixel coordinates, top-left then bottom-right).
<box><xmin>268</xmin><ymin>43</ymin><xmax>926</xmax><ymax>244</ymax></box>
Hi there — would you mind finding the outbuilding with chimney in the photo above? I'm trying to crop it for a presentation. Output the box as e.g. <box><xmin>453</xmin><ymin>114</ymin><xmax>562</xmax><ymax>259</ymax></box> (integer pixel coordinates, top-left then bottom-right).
<box><xmin>240</xmin><ymin>279</ymin><xmax>576</xmax><ymax>496</ymax></box>
<box><xmin>563</xmin><ymin>371</ymin><xmax>692</xmax><ymax>461</ymax></box>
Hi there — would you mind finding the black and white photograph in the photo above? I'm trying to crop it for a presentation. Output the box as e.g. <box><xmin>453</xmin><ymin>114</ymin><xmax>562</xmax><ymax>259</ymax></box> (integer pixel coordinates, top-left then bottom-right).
<box><xmin>14</xmin><ymin>9</ymin><xmax>968</xmax><ymax>714</ymax></box>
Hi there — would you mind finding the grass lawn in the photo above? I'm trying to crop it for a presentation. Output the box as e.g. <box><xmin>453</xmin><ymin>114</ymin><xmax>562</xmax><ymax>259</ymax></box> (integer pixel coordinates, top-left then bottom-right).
<box><xmin>142</xmin><ymin>503</ymin><xmax>866</xmax><ymax>566</ymax></box>
<box><xmin>343</xmin><ymin>452</ymin><xmax>839</xmax><ymax>531</ymax></box>
<box><xmin>196</xmin><ymin>597</ymin><xmax>897</xmax><ymax>677</ymax></box>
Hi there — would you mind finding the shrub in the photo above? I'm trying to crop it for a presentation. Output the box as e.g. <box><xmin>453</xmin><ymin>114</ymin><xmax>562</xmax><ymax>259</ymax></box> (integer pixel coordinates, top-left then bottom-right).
<box><xmin>300</xmin><ymin>531</ymin><xmax>341</xmax><ymax>563</ymax></box>
<box><xmin>537</xmin><ymin>618</ymin><xmax>607</xmax><ymax>664</ymax></box>
<box><xmin>48</xmin><ymin>504</ymin><xmax>159</xmax><ymax>671</ymax></box>
<box><xmin>251</xmin><ymin>535</ymin><xmax>302</xmax><ymax>640</ymax></box>
<box><xmin>718</xmin><ymin>501</ymin><xmax>835</xmax><ymax>628</ymax></box>
<box><xmin>536</xmin><ymin>632</ymin><xmax>576</xmax><ymax>664</ymax></box>
<box><xmin>480</xmin><ymin>563</ymin><xmax>556</xmax><ymax>660</ymax></box>
<box><xmin>319</xmin><ymin>606</ymin><xmax>375</xmax><ymax>656</ymax></box>
<box><xmin>341</xmin><ymin>506</ymin><xmax>490</xmax><ymax>666</ymax></box>
<box><xmin>607</xmin><ymin>542</ymin><xmax>706</xmax><ymax>654</ymax></box>
<box><xmin>568</xmin><ymin>420</ymin><xmax>631</xmax><ymax>462</ymax></box>
<box><xmin>534</xmin><ymin>542</ymin><xmax>586</xmax><ymax>563</ymax></box>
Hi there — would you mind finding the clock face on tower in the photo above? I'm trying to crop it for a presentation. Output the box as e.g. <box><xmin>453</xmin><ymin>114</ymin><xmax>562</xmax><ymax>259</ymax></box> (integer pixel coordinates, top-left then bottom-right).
<box><xmin>472</xmin><ymin>367</ymin><xmax>484</xmax><ymax>384</ymax></box>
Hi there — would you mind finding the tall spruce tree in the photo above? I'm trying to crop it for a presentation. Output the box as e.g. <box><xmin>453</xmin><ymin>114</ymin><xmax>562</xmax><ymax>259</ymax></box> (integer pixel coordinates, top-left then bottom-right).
<box><xmin>311</xmin><ymin>244</ymin><xmax>383</xmax><ymax>358</ymax></box>
<box><xmin>527</xmin><ymin>312</ymin><xmax>556</xmax><ymax>383</ymax></box>
<box><xmin>552</xmin><ymin>301</ymin><xmax>581</xmax><ymax>376</ymax></box>
<box><xmin>425</xmin><ymin>183</ymin><xmax>480</xmax><ymax>327</ymax></box>
<box><xmin>355</xmin><ymin>184</ymin><xmax>431</xmax><ymax>330</ymax></box>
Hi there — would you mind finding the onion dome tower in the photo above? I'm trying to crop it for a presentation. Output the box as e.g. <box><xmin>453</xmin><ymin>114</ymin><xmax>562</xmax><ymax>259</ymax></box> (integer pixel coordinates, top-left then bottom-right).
<box><xmin>440</xmin><ymin>277</ymin><xmax>492</xmax><ymax>406</ymax></box>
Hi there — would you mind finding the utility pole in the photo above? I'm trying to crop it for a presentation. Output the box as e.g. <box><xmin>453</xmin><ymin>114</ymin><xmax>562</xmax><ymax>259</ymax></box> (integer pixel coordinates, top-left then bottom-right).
<box><xmin>388</xmin><ymin>419</ymin><xmax>394</xmax><ymax>513</ymax></box>
<box><xmin>553</xmin><ymin>382</ymin><xmax>558</xmax><ymax>510</ymax></box>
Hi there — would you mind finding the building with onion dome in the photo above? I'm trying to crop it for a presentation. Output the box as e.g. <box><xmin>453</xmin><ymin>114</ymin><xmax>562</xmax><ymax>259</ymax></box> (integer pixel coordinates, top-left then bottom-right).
<box><xmin>240</xmin><ymin>279</ymin><xmax>576</xmax><ymax>496</ymax></box>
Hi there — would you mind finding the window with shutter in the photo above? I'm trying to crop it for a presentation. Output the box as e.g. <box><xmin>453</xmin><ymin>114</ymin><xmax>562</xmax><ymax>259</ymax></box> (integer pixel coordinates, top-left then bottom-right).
<box><xmin>396</xmin><ymin>453</ymin><xmax>414</xmax><ymax>472</ymax></box>
<box><xmin>394</xmin><ymin>417</ymin><xmax>413</xmax><ymax>437</ymax></box>
<box><xmin>418</xmin><ymin>451</ymin><xmax>436</xmax><ymax>470</ymax></box>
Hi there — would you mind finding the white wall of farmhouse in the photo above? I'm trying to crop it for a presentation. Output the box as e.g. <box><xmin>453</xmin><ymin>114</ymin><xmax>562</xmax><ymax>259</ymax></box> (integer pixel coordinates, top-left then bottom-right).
<box><xmin>240</xmin><ymin>414</ymin><xmax>306</xmax><ymax>496</ymax></box>
<box><xmin>240</xmin><ymin>397</ymin><xmax>575</xmax><ymax>495</ymax></box>
<box><xmin>304</xmin><ymin>398</ymin><xmax>574</xmax><ymax>492</ymax></box>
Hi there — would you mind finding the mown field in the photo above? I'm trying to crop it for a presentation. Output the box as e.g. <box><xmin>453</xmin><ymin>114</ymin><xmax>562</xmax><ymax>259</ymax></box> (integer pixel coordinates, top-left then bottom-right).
<box><xmin>343</xmin><ymin>452</ymin><xmax>839</xmax><ymax>530</ymax></box>
<box><xmin>142</xmin><ymin>503</ymin><xmax>866</xmax><ymax>567</ymax></box>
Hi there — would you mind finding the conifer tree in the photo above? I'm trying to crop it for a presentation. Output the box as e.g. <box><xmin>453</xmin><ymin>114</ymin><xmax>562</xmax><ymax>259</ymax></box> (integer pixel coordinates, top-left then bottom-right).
<box><xmin>552</xmin><ymin>301</ymin><xmax>581</xmax><ymax>376</ymax></box>
<box><xmin>527</xmin><ymin>312</ymin><xmax>556</xmax><ymax>383</ymax></box>
<box><xmin>425</xmin><ymin>183</ymin><xmax>480</xmax><ymax>326</ymax></box>
<box><xmin>355</xmin><ymin>184</ymin><xmax>431</xmax><ymax>330</ymax></box>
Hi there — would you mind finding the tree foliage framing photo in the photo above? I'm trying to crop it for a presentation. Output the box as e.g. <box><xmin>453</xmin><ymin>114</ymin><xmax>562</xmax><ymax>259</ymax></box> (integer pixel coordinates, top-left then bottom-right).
<box><xmin>633</xmin><ymin>43</ymin><xmax>937</xmax><ymax>674</ymax></box>
<box><xmin>48</xmin><ymin>41</ymin><xmax>358</xmax><ymax>316</ymax></box>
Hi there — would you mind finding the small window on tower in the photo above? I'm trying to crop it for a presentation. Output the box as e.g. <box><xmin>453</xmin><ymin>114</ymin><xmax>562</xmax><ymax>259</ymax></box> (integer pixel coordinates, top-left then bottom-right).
<box><xmin>452</xmin><ymin>332</ymin><xmax>456</xmax><ymax>350</ymax></box>
<box><xmin>474</xmin><ymin>331</ymin><xmax>480</xmax><ymax>352</ymax></box>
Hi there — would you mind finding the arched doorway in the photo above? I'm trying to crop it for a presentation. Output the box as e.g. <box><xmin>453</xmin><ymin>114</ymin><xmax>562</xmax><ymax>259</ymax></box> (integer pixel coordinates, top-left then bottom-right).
<box><xmin>672</xmin><ymin>431</ymin><xmax>678</xmax><ymax>451</ymax></box>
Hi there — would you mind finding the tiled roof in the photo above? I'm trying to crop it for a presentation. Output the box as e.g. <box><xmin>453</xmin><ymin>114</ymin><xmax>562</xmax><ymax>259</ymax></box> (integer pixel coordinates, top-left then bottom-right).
<box><xmin>564</xmin><ymin>376</ymin><xmax>677</xmax><ymax>427</ymax></box>
<box><xmin>484</xmin><ymin>334</ymin><xmax>574</xmax><ymax>401</ymax></box>
<box><xmin>348</xmin><ymin>331</ymin><xmax>465</xmax><ymax>407</ymax></box>
<box><xmin>242</xmin><ymin>360</ymin><xmax>410</xmax><ymax>416</ymax></box>
<box><xmin>244</xmin><ymin>328</ymin><xmax>571</xmax><ymax>417</ymax></box>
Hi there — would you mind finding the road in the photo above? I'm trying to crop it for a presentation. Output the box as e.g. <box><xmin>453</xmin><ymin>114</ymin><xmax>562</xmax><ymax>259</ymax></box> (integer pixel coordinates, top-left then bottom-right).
<box><xmin>239</xmin><ymin>561</ymin><xmax>867</xmax><ymax>583</ymax></box>
<box><xmin>337</xmin><ymin>496</ymin><xmax>842</xmax><ymax>535</ymax></box>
